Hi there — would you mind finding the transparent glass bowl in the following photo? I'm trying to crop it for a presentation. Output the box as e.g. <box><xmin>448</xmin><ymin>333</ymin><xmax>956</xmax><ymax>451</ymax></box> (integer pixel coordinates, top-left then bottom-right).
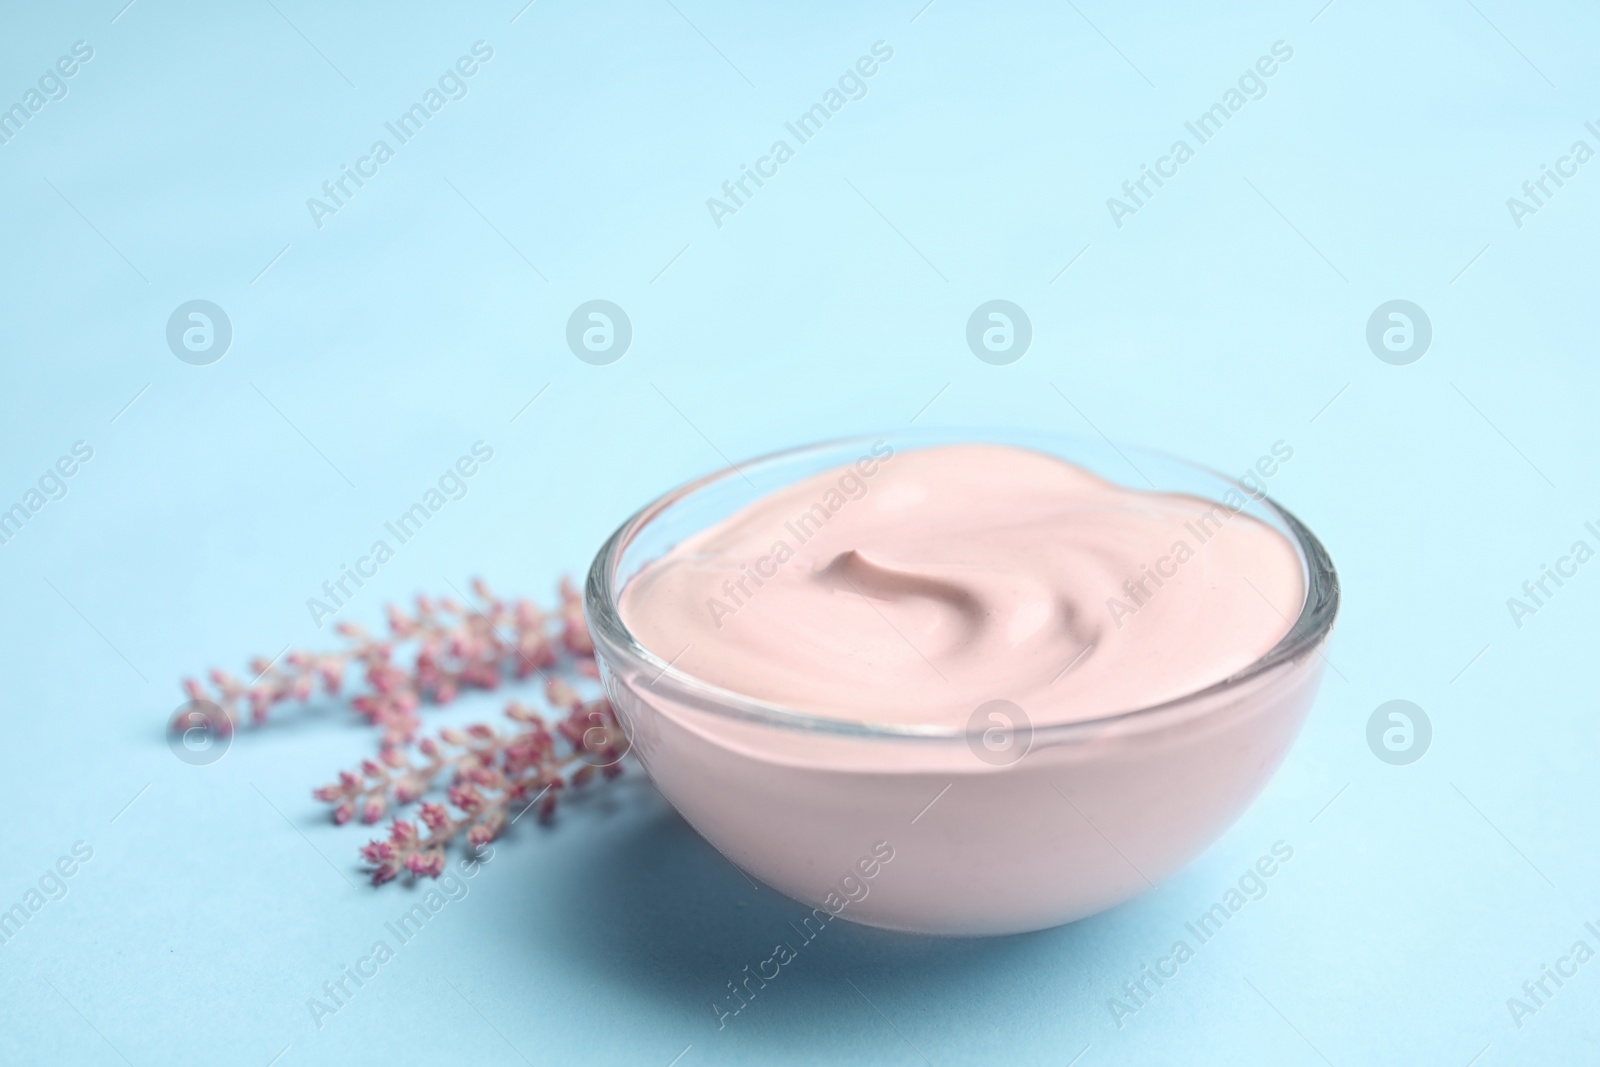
<box><xmin>585</xmin><ymin>428</ymin><xmax>1338</xmax><ymax>936</ymax></box>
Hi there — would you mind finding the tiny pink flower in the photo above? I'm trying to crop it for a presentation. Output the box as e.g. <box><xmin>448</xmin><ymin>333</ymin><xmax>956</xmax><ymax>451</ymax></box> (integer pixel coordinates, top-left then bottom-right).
<box><xmin>418</xmin><ymin>803</ymin><xmax>450</xmax><ymax>831</ymax></box>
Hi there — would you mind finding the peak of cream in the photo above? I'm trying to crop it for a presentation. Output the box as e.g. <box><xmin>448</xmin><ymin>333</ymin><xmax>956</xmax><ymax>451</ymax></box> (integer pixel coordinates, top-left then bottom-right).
<box><xmin>619</xmin><ymin>442</ymin><xmax>1304</xmax><ymax>729</ymax></box>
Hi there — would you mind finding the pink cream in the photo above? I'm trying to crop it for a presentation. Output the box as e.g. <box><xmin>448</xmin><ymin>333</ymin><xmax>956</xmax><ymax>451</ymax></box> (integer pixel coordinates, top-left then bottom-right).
<box><xmin>620</xmin><ymin>443</ymin><xmax>1302</xmax><ymax>729</ymax></box>
<box><xmin>606</xmin><ymin>442</ymin><xmax>1321</xmax><ymax>935</ymax></box>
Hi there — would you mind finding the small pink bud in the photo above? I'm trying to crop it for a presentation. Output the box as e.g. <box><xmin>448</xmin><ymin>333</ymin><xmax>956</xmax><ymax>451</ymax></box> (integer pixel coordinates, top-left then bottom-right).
<box><xmin>360</xmin><ymin>840</ymin><xmax>395</xmax><ymax>864</ymax></box>
<box><xmin>447</xmin><ymin>784</ymin><xmax>485</xmax><ymax>813</ymax></box>
<box><xmin>545</xmin><ymin>678</ymin><xmax>580</xmax><ymax>711</ymax></box>
<box><xmin>404</xmin><ymin>851</ymin><xmax>445</xmax><ymax>878</ymax></box>
<box><xmin>562</xmin><ymin>621</ymin><xmax>594</xmax><ymax>656</ymax></box>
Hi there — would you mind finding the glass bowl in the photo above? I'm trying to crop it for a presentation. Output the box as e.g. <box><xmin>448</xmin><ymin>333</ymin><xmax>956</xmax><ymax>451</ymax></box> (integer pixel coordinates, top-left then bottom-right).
<box><xmin>584</xmin><ymin>428</ymin><xmax>1338</xmax><ymax>936</ymax></box>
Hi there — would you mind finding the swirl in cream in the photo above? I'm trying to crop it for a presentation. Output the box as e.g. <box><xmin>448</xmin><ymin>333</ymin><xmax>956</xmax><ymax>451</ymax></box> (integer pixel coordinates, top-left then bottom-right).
<box><xmin>620</xmin><ymin>443</ymin><xmax>1304</xmax><ymax>728</ymax></box>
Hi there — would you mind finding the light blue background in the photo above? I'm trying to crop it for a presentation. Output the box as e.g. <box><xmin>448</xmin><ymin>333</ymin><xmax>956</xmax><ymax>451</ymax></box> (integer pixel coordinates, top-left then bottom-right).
<box><xmin>1</xmin><ymin>1</ymin><xmax>1595</xmax><ymax>1063</ymax></box>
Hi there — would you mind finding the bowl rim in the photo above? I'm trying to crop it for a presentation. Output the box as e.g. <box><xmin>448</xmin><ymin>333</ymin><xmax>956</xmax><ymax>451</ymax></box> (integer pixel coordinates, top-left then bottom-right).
<box><xmin>584</xmin><ymin>429</ymin><xmax>1340</xmax><ymax>743</ymax></box>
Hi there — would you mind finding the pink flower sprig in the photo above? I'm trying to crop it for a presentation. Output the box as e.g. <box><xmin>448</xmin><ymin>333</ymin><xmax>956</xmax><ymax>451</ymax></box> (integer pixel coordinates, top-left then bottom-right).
<box><xmin>175</xmin><ymin>577</ymin><xmax>627</xmax><ymax>887</ymax></box>
<box><xmin>326</xmin><ymin>681</ymin><xmax>629</xmax><ymax>884</ymax></box>
<box><xmin>176</xmin><ymin>578</ymin><xmax>597</xmax><ymax>751</ymax></box>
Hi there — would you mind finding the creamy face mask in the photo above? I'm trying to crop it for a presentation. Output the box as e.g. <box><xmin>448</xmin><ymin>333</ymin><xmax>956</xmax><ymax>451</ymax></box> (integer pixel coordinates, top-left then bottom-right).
<box><xmin>591</xmin><ymin>435</ymin><xmax>1334</xmax><ymax>936</ymax></box>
